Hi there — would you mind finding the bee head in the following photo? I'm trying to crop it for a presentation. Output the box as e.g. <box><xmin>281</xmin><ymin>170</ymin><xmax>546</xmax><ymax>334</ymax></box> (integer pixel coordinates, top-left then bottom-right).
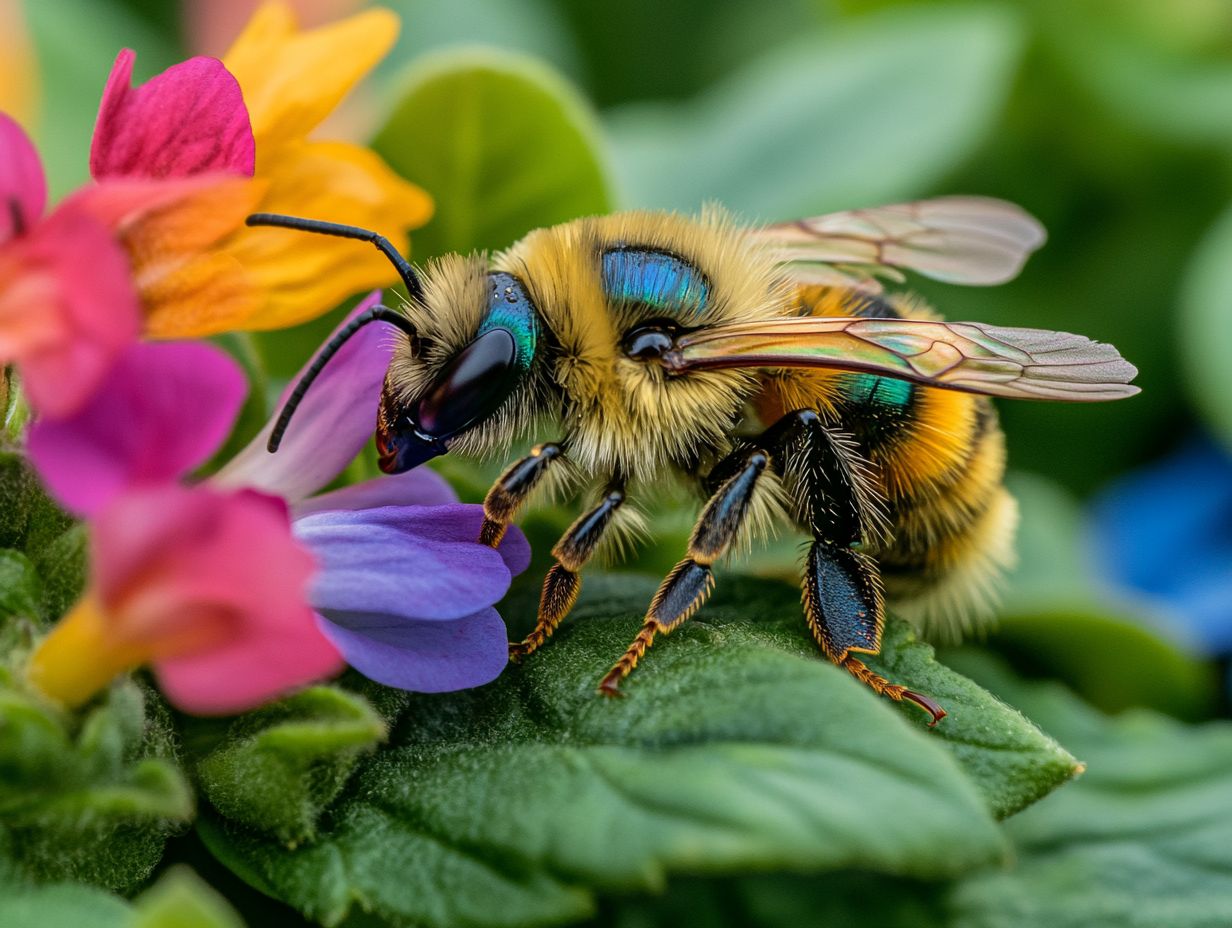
<box><xmin>376</xmin><ymin>266</ymin><xmax>541</xmax><ymax>474</ymax></box>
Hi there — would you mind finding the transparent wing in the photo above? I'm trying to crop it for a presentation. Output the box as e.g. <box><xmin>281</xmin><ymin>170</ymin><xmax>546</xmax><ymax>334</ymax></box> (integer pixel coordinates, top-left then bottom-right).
<box><xmin>750</xmin><ymin>196</ymin><xmax>1047</xmax><ymax>291</ymax></box>
<box><xmin>664</xmin><ymin>316</ymin><xmax>1139</xmax><ymax>402</ymax></box>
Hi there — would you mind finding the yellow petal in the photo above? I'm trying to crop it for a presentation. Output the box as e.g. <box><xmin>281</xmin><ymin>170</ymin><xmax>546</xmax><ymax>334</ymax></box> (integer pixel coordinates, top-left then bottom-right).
<box><xmin>0</xmin><ymin>0</ymin><xmax>38</xmax><ymax>129</ymax></box>
<box><xmin>109</xmin><ymin>175</ymin><xmax>266</xmax><ymax>339</ymax></box>
<box><xmin>223</xmin><ymin>2</ymin><xmax>399</xmax><ymax>156</ymax></box>
<box><xmin>222</xmin><ymin>139</ymin><xmax>432</xmax><ymax>330</ymax></box>
<box><xmin>27</xmin><ymin>594</ymin><xmax>145</xmax><ymax>708</ymax></box>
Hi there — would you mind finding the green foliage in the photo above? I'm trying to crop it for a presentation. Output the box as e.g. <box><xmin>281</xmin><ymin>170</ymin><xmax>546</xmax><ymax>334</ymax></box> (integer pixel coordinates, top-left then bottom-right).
<box><xmin>193</xmin><ymin>687</ymin><xmax>387</xmax><ymax>845</ymax></box>
<box><xmin>606</xmin><ymin>5</ymin><xmax>1024</xmax><ymax>218</ymax></box>
<box><xmin>374</xmin><ymin>47</ymin><xmax>612</xmax><ymax>260</ymax></box>
<box><xmin>195</xmin><ymin>574</ymin><xmax>1078</xmax><ymax>928</ymax></box>
<box><xmin>130</xmin><ymin>867</ymin><xmax>246</xmax><ymax>928</ymax></box>
<box><xmin>1181</xmin><ymin>202</ymin><xmax>1232</xmax><ymax>450</ymax></box>
<box><xmin>0</xmin><ymin>677</ymin><xmax>192</xmax><ymax>892</ymax></box>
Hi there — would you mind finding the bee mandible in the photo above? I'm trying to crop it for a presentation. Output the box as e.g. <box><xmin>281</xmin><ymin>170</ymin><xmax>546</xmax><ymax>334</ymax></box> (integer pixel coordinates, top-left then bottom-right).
<box><xmin>247</xmin><ymin>197</ymin><xmax>1138</xmax><ymax>725</ymax></box>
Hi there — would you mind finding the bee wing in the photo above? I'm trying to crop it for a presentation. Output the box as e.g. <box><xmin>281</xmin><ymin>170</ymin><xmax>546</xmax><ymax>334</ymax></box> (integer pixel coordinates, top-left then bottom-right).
<box><xmin>751</xmin><ymin>196</ymin><xmax>1047</xmax><ymax>290</ymax></box>
<box><xmin>665</xmin><ymin>317</ymin><xmax>1139</xmax><ymax>402</ymax></box>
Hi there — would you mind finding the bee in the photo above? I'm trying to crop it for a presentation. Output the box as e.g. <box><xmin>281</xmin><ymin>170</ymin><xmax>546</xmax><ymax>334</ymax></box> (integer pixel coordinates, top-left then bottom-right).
<box><xmin>248</xmin><ymin>197</ymin><xmax>1137</xmax><ymax>725</ymax></box>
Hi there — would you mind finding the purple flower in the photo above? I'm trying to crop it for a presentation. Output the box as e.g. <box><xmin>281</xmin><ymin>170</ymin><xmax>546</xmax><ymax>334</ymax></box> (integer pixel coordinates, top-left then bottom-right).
<box><xmin>214</xmin><ymin>293</ymin><xmax>529</xmax><ymax>692</ymax></box>
<box><xmin>30</xmin><ymin>291</ymin><xmax>527</xmax><ymax>694</ymax></box>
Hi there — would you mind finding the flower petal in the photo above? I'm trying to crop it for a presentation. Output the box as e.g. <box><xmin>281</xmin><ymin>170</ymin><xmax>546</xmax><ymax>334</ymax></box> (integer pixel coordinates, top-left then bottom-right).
<box><xmin>317</xmin><ymin>607</ymin><xmax>507</xmax><ymax>692</ymax></box>
<box><xmin>1091</xmin><ymin>436</ymin><xmax>1232</xmax><ymax>653</ymax></box>
<box><xmin>214</xmin><ymin>291</ymin><xmax>393</xmax><ymax>501</ymax></box>
<box><xmin>295</xmin><ymin>504</ymin><xmax>520</xmax><ymax>623</ymax></box>
<box><xmin>0</xmin><ymin>204</ymin><xmax>140</xmax><ymax>418</ymax></box>
<box><xmin>294</xmin><ymin>467</ymin><xmax>458</xmax><ymax>517</ymax></box>
<box><xmin>28</xmin><ymin>341</ymin><xmax>247</xmax><ymax>516</ymax></box>
<box><xmin>223</xmin><ymin>4</ymin><xmax>398</xmax><ymax>154</ymax></box>
<box><xmin>92</xmin><ymin>484</ymin><xmax>342</xmax><ymax>714</ymax></box>
<box><xmin>220</xmin><ymin>140</ymin><xmax>431</xmax><ymax>330</ymax></box>
<box><xmin>0</xmin><ymin>112</ymin><xmax>45</xmax><ymax>242</ymax></box>
<box><xmin>91</xmin><ymin>49</ymin><xmax>255</xmax><ymax>180</ymax></box>
<box><xmin>68</xmin><ymin>173</ymin><xmax>266</xmax><ymax>339</ymax></box>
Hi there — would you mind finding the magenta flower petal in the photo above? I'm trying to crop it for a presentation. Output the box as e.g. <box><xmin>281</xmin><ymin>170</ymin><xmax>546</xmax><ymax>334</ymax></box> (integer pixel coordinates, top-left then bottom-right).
<box><xmin>87</xmin><ymin>485</ymin><xmax>342</xmax><ymax>714</ymax></box>
<box><xmin>5</xmin><ymin>204</ymin><xmax>141</xmax><ymax>418</ymax></box>
<box><xmin>28</xmin><ymin>341</ymin><xmax>247</xmax><ymax>516</ymax></box>
<box><xmin>91</xmin><ymin>49</ymin><xmax>255</xmax><ymax>180</ymax></box>
<box><xmin>0</xmin><ymin>113</ymin><xmax>46</xmax><ymax>242</ymax></box>
<box><xmin>316</xmin><ymin>608</ymin><xmax>508</xmax><ymax>692</ymax></box>
<box><xmin>293</xmin><ymin>466</ymin><xmax>458</xmax><ymax>517</ymax></box>
<box><xmin>296</xmin><ymin>504</ymin><xmax>519</xmax><ymax>623</ymax></box>
<box><xmin>215</xmin><ymin>292</ymin><xmax>395</xmax><ymax>502</ymax></box>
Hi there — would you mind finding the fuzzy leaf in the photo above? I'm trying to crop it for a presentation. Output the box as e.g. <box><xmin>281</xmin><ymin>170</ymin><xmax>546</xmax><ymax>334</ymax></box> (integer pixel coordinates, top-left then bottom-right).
<box><xmin>0</xmin><ymin>452</ymin><xmax>38</xmax><ymax>548</ymax></box>
<box><xmin>373</xmin><ymin>46</ymin><xmax>611</xmax><ymax>259</ymax></box>
<box><xmin>0</xmin><ymin>549</ymin><xmax>41</xmax><ymax>627</ymax></box>
<box><xmin>193</xmin><ymin>686</ymin><xmax>387</xmax><ymax>844</ymax></box>
<box><xmin>131</xmin><ymin>867</ymin><xmax>245</xmax><ymax>928</ymax></box>
<box><xmin>0</xmin><ymin>677</ymin><xmax>192</xmax><ymax>892</ymax></box>
<box><xmin>946</xmin><ymin>652</ymin><xmax>1232</xmax><ymax>928</ymax></box>
<box><xmin>606</xmin><ymin>5</ymin><xmax>1023</xmax><ymax>218</ymax></box>
<box><xmin>199</xmin><ymin>574</ymin><xmax>1075</xmax><ymax>928</ymax></box>
<box><xmin>0</xmin><ymin>880</ymin><xmax>131</xmax><ymax>928</ymax></box>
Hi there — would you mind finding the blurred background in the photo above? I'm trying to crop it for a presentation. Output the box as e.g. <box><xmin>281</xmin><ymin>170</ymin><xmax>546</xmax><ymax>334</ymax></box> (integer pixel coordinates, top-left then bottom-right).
<box><xmin>4</xmin><ymin>0</ymin><xmax>1230</xmax><ymax>720</ymax></box>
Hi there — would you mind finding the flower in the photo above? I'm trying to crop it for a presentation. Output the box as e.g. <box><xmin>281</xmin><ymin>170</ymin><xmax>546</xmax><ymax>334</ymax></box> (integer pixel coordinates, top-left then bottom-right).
<box><xmin>82</xmin><ymin>2</ymin><xmax>431</xmax><ymax>339</ymax></box>
<box><xmin>0</xmin><ymin>113</ymin><xmax>140</xmax><ymax>418</ymax></box>
<box><xmin>27</xmin><ymin>293</ymin><xmax>527</xmax><ymax>701</ymax></box>
<box><xmin>1090</xmin><ymin>435</ymin><xmax>1232</xmax><ymax>655</ymax></box>
<box><xmin>27</xmin><ymin>483</ymin><xmax>343</xmax><ymax>714</ymax></box>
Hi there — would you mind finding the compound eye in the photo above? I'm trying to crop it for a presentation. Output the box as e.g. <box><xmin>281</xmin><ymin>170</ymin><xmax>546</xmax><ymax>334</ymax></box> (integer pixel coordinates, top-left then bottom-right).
<box><xmin>622</xmin><ymin>322</ymin><xmax>677</xmax><ymax>361</ymax></box>
<box><xmin>414</xmin><ymin>328</ymin><xmax>519</xmax><ymax>438</ymax></box>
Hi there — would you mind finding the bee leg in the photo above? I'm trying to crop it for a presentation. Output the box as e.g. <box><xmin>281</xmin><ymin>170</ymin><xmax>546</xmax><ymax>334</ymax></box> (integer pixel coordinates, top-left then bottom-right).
<box><xmin>599</xmin><ymin>448</ymin><xmax>770</xmax><ymax>695</ymax></box>
<box><xmin>510</xmin><ymin>484</ymin><xmax>626</xmax><ymax>661</ymax></box>
<box><xmin>479</xmin><ymin>442</ymin><xmax>562</xmax><ymax>547</ymax></box>
<box><xmin>778</xmin><ymin>410</ymin><xmax>946</xmax><ymax>726</ymax></box>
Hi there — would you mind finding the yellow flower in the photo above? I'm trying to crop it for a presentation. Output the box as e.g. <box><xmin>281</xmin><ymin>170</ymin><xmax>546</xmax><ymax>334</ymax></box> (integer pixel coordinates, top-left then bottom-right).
<box><xmin>87</xmin><ymin>2</ymin><xmax>432</xmax><ymax>339</ymax></box>
<box><xmin>0</xmin><ymin>0</ymin><xmax>38</xmax><ymax>128</ymax></box>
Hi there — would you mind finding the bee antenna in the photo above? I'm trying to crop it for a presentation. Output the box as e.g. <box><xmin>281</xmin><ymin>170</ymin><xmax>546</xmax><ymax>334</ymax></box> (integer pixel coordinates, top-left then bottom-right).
<box><xmin>267</xmin><ymin>302</ymin><xmax>416</xmax><ymax>453</ymax></box>
<box><xmin>245</xmin><ymin>213</ymin><xmax>426</xmax><ymax>305</ymax></box>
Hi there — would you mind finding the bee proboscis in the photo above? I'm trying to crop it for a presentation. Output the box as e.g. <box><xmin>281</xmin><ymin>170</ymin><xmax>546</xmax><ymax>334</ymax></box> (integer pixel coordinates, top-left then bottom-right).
<box><xmin>247</xmin><ymin>196</ymin><xmax>1138</xmax><ymax>725</ymax></box>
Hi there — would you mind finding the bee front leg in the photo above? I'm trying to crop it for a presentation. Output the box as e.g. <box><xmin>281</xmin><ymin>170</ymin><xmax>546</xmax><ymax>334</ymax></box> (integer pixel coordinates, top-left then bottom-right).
<box><xmin>599</xmin><ymin>447</ymin><xmax>770</xmax><ymax>695</ymax></box>
<box><xmin>777</xmin><ymin>410</ymin><xmax>946</xmax><ymax>726</ymax></box>
<box><xmin>510</xmin><ymin>483</ymin><xmax>626</xmax><ymax>661</ymax></box>
<box><xmin>478</xmin><ymin>442</ymin><xmax>562</xmax><ymax>547</ymax></box>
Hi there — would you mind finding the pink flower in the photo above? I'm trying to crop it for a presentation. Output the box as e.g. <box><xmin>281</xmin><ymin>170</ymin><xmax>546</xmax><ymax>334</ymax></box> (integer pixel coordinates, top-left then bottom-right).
<box><xmin>28</xmin><ymin>483</ymin><xmax>343</xmax><ymax>714</ymax></box>
<box><xmin>0</xmin><ymin>113</ymin><xmax>140</xmax><ymax>418</ymax></box>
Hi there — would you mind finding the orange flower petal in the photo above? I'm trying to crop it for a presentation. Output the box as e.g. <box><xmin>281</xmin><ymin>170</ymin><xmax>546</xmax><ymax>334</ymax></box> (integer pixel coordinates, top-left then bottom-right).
<box><xmin>222</xmin><ymin>139</ymin><xmax>431</xmax><ymax>330</ymax></box>
<box><xmin>223</xmin><ymin>2</ymin><xmax>398</xmax><ymax>157</ymax></box>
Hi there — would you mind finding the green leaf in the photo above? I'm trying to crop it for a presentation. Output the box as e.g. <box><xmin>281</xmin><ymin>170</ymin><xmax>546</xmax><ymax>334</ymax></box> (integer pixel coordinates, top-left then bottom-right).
<box><xmin>0</xmin><ymin>678</ymin><xmax>192</xmax><ymax>892</ymax></box>
<box><xmin>1181</xmin><ymin>202</ymin><xmax>1232</xmax><ymax>448</ymax></box>
<box><xmin>0</xmin><ymin>453</ymin><xmax>39</xmax><ymax>548</ymax></box>
<box><xmin>372</xmin><ymin>46</ymin><xmax>612</xmax><ymax>259</ymax></box>
<box><xmin>29</xmin><ymin>523</ymin><xmax>88</xmax><ymax>625</ymax></box>
<box><xmin>193</xmin><ymin>686</ymin><xmax>387</xmax><ymax>845</ymax></box>
<box><xmin>131</xmin><ymin>867</ymin><xmax>245</xmax><ymax>928</ymax></box>
<box><xmin>0</xmin><ymin>550</ymin><xmax>42</xmax><ymax>628</ymax></box>
<box><xmin>198</xmin><ymin>574</ymin><xmax>1080</xmax><ymax>928</ymax></box>
<box><xmin>0</xmin><ymin>880</ymin><xmax>130</xmax><ymax>928</ymax></box>
<box><xmin>945</xmin><ymin>653</ymin><xmax>1232</xmax><ymax>928</ymax></box>
<box><xmin>606</xmin><ymin>5</ymin><xmax>1024</xmax><ymax>217</ymax></box>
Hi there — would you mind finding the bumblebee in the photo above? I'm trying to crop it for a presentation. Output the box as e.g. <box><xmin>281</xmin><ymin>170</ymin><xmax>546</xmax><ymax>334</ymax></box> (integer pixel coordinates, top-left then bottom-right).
<box><xmin>249</xmin><ymin>197</ymin><xmax>1137</xmax><ymax>724</ymax></box>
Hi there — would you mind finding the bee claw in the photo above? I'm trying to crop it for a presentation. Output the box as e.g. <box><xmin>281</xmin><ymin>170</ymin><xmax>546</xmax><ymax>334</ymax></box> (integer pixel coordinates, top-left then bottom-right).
<box><xmin>902</xmin><ymin>689</ymin><xmax>947</xmax><ymax>727</ymax></box>
<box><xmin>597</xmin><ymin>675</ymin><xmax>626</xmax><ymax>698</ymax></box>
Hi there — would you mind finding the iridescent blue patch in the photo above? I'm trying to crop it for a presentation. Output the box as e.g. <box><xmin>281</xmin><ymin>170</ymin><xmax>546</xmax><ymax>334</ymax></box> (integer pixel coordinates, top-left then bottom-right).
<box><xmin>480</xmin><ymin>272</ymin><xmax>539</xmax><ymax>376</ymax></box>
<box><xmin>843</xmin><ymin>373</ymin><xmax>914</xmax><ymax>409</ymax></box>
<box><xmin>602</xmin><ymin>247</ymin><xmax>709</xmax><ymax>319</ymax></box>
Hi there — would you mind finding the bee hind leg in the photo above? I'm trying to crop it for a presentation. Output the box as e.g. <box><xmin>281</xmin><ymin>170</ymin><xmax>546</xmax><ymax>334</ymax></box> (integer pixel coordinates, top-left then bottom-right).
<box><xmin>778</xmin><ymin>409</ymin><xmax>945</xmax><ymax>726</ymax></box>
<box><xmin>510</xmin><ymin>483</ymin><xmax>626</xmax><ymax>661</ymax></box>
<box><xmin>803</xmin><ymin>541</ymin><xmax>946</xmax><ymax>727</ymax></box>
<box><xmin>479</xmin><ymin>442</ymin><xmax>562</xmax><ymax>547</ymax></box>
<box><xmin>599</xmin><ymin>447</ymin><xmax>770</xmax><ymax>695</ymax></box>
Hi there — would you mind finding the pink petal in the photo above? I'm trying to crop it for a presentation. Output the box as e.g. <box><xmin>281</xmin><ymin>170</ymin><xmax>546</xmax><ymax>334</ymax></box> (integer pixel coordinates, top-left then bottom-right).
<box><xmin>92</xmin><ymin>485</ymin><xmax>342</xmax><ymax>714</ymax></box>
<box><xmin>6</xmin><ymin>204</ymin><xmax>141</xmax><ymax>418</ymax></box>
<box><xmin>215</xmin><ymin>292</ymin><xmax>395</xmax><ymax>502</ymax></box>
<box><xmin>0</xmin><ymin>113</ymin><xmax>45</xmax><ymax>242</ymax></box>
<box><xmin>293</xmin><ymin>466</ymin><xmax>458</xmax><ymax>517</ymax></box>
<box><xmin>91</xmin><ymin>49</ymin><xmax>255</xmax><ymax>180</ymax></box>
<box><xmin>27</xmin><ymin>341</ymin><xmax>247</xmax><ymax>516</ymax></box>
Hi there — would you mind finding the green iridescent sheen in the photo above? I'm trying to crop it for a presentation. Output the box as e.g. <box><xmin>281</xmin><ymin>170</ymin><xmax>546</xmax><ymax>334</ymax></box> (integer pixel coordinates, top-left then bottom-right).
<box><xmin>843</xmin><ymin>373</ymin><xmax>914</xmax><ymax>408</ymax></box>
<box><xmin>480</xmin><ymin>273</ymin><xmax>540</xmax><ymax>375</ymax></box>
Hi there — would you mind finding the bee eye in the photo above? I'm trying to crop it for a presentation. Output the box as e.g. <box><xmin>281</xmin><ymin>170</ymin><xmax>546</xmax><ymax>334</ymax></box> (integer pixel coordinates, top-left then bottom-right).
<box><xmin>622</xmin><ymin>322</ymin><xmax>678</xmax><ymax>361</ymax></box>
<box><xmin>414</xmin><ymin>328</ymin><xmax>520</xmax><ymax>438</ymax></box>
